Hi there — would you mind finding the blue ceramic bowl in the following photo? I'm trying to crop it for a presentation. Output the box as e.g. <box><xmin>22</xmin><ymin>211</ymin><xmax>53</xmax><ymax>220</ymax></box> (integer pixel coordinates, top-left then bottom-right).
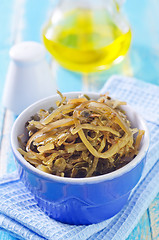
<box><xmin>11</xmin><ymin>92</ymin><xmax>149</xmax><ymax>225</ymax></box>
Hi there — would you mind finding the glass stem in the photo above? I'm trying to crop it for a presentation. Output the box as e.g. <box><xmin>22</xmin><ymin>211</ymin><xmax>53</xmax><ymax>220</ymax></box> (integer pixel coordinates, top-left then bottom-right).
<box><xmin>82</xmin><ymin>73</ymin><xmax>90</xmax><ymax>91</ymax></box>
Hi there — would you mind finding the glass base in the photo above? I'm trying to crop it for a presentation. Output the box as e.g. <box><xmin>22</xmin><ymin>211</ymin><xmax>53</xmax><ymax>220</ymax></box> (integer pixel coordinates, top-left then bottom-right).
<box><xmin>51</xmin><ymin>45</ymin><xmax>159</xmax><ymax>93</ymax></box>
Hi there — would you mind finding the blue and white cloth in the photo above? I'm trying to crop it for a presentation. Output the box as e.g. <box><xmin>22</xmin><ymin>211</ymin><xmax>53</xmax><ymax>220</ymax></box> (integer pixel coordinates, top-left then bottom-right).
<box><xmin>0</xmin><ymin>75</ymin><xmax>159</xmax><ymax>240</ymax></box>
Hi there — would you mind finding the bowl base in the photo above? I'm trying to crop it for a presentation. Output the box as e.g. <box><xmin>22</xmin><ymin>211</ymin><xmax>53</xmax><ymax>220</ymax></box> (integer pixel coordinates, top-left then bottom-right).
<box><xmin>35</xmin><ymin>192</ymin><xmax>130</xmax><ymax>225</ymax></box>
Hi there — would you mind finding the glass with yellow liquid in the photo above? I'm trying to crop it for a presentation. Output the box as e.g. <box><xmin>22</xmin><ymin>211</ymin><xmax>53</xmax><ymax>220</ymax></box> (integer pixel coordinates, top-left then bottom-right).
<box><xmin>42</xmin><ymin>0</ymin><xmax>131</xmax><ymax>86</ymax></box>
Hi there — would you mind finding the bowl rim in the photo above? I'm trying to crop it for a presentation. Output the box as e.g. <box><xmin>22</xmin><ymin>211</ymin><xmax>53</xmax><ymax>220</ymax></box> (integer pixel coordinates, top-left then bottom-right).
<box><xmin>11</xmin><ymin>91</ymin><xmax>149</xmax><ymax>184</ymax></box>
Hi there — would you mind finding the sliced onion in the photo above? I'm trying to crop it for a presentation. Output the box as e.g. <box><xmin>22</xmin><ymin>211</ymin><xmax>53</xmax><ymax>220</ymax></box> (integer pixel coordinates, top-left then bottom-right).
<box><xmin>71</xmin><ymin>123</ymin><xmax>120</xmax><ymax>137</ymax></box>
<box><xmin>78</xmin><ymin>129</ymin><xmax>132</xmax><ymax>159</ymax></box>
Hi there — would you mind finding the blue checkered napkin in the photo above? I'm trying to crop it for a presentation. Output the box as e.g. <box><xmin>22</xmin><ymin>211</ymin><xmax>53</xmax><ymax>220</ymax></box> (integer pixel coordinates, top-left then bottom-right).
<box><xmin>100</xmin><ymin>75</ymin><xmax>159</xmax><ymax>124</ymax></box>
<box><xmin>0</xmin><ymin>76</ymin><xmax>159</xmax><ymax>240</ymax></box>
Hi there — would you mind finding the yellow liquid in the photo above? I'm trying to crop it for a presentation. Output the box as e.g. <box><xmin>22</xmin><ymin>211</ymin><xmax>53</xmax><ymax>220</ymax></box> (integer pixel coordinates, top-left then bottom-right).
<box><xmin>43</xmin><ymin>9</ymin><xmax>131</xmax><ymax>73</ymax></box>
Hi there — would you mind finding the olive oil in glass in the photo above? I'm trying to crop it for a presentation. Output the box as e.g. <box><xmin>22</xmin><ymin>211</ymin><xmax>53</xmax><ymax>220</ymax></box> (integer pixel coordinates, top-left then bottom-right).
<box><xmin>42</xmin><ymin>1</ymin><xmax>131</xmax><ymax>73</ymax></box>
